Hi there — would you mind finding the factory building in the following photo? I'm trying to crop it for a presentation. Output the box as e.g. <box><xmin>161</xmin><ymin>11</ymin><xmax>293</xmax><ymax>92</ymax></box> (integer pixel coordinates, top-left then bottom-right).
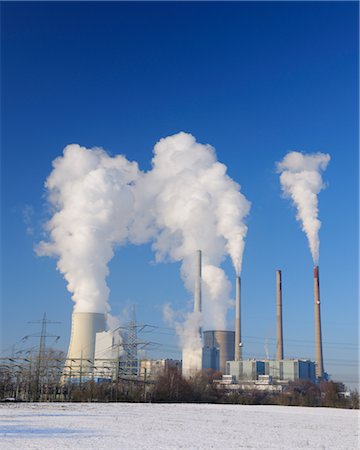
<box><xmin>225</xmin><ymin>358</ymin><xmax>315</xmax><ymax>384</ymax></box>
<box><xmin>227</xmin><ymin>359</ymin><xmax>265</xmax><ymax>381</ymax></box>
<box><xmin>202</xmin><ymin>346</ymin><xmax>220</xmax><ymax>372</ymax></box>
<box><xmin>139</xmin><ymin>359</ymin><xmax>181</xmax><ymax>379</ymax></box>
<box><xmin>203</xmin><ymin>330</ymin><xmax>235</xmax><ymax>373</ymax></box>
<box><xmin>214</xmin><ymin>374</ymin><xmax>284</xmax><ymax>392</ymax></box>
<box><xmin>263</xmin><ymin>359</ymin><xmax>316</xmax><ymax>383</ymax></box>
<box><xmin>226</xmin><ymin>359</ymin><xmax>315</xmax><ymax>383</ymax></box>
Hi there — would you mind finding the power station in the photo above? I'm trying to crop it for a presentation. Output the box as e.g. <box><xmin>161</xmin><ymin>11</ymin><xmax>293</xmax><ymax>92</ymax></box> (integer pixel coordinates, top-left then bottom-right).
<box><xmin>61</xmin><ymin>249</ymin><xmax>326</xmax><ymax>386</ymax></box>
<box><xmin>181</xmin><ymin>250</ymin><xmax>326</xmax><ymax>386</ymax></box>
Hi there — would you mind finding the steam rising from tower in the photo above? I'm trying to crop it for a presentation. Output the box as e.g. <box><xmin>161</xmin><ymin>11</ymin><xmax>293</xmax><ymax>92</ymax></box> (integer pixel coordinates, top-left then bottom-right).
<box><xmin>38</xmin><ymin>133</ymin><xmax>250</xmax><ymax>368</ymax></box>
<box><xmin>277</xmin><ymin>151</ymin><xmax>330</xmax><ymax>264</ymax></box>
<box><xmin>277</xmin><ymin>151</ymin><xmax>329</xmax><ymax>381</ymax></box>
<box><xmin>134</xmin><ymin>132</ymin><xmax>251</xmax><ymax>330</ymax></box>
<box><xmin>36</xmin><ymin>144</ymin><xmax>139</xmax><ymax>317</ymax></box>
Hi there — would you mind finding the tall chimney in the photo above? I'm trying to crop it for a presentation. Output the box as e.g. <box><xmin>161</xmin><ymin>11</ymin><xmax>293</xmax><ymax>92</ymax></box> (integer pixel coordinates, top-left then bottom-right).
<box><xmin>314</xmin><ymin>266</ymin><xmax>324</xmax><ymax>380</ymax></box>
<box><xmin>194</xmin><ymin>250</ymin><xmax>202</xmax><ymax>313</ymax></box>
<box><xmin>182</xmin><ymin>249</ymin><xmax>203</xmax><ymax>378</ymax></box>
<box><xmin>234</xmin><ymin>275</ymin><xmax>242</xmax><ymax>361</ymax></box>
<box><xmin>276</xmin><ymin>270</ymin><xmax>284</xmax><ymax>360</ymax></box>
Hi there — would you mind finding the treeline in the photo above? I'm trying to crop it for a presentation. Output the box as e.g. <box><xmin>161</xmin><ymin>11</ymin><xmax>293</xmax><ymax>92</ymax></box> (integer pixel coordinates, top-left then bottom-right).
<box><xmin>151</xmin><ymin>368</ymin><xmax>359</xmax><ymax>409</ymax></box>
<box><xmin>1</xmin><ymin>365</ymin><xmax>358</xmax><ymax>409</ymax></box>
<box><xmin>224</xmin><ymin>379</ymin><xmax>359</xmax><ymax>409</ymax></box>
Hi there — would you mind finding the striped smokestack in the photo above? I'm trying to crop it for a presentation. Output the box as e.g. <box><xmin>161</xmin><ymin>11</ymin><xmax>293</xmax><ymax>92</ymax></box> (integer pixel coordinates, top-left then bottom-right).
<box><xmin>194</xmin><ymin>250</ymin><xmax>202</xmax><ymax>313</ymax></box>
<box><xmin>234</xmin><ymin>275</ymin><xmax>242</xmax><ymax>361</ymax></box>
<box><xmin>276</xmin><ymin>270</ymin><xmax>284</xmax><ymax>360</ymax></box>
<box><xmin>314</xmin><ymin>266</ymin><xmax>324</xmax><ymax>380</ymax></box>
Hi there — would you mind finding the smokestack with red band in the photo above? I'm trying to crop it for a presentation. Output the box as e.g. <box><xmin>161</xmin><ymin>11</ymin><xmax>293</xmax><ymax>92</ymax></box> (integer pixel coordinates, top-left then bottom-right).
<box><xmin>234</xmin><ymin>275</ymin><xmax>242</xmax><ymax>361</ymax></box>
<box><xmin>276</xmin><ymin>270</ymin><xmax>284</xmax><ymax>360</ymax></box>
<box><xmin>314</xmin><ymin>266</ymin><xmax>324</xmax><ymax>380</ymax></box>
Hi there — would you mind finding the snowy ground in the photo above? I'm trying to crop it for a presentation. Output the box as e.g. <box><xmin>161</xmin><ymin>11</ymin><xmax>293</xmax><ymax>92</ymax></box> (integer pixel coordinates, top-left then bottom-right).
<box><xmin>0</xmin><ymin>402</ymin><xmax>359</xmax><ymax>449</ymax></box>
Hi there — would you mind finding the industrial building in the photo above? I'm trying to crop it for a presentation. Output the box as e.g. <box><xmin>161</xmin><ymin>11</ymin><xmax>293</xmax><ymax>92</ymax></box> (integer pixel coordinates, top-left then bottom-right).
<box><xmin>93</xmin><ymin>330</ymin><xmax>122</xmax><ymax>379</ymax></box>
<box><xmin>203</xmin><ymin>330</ymin><xmax>235</xmax><ymax>373</ymax></box>
<box><xmin>139</xmin><ymin>359</ymin><xmax>181</xmax><ymax>379</ymax></box>
<box><xmin>263</xmin><ymin>359</ymin><xmax>316</xmax><ymax>383</ymax></box>
<box><xmin>227</xmin><ymin>359</ymin><xmax>265</xmax><ymax>381</ymax></box>
<box><xmin>202</xmin><ymin>346</ymin><xmax>219</xmax><ymax>372</ymax></box>
<box><xmin>226</xmin><ymin>358</ymin><xmax>315</xmax><ymax>383</ymax></box>
<box><xmin>214</xmin><ymin>374</ymin><xmax>284</xmax><ymax>392</ymax></box>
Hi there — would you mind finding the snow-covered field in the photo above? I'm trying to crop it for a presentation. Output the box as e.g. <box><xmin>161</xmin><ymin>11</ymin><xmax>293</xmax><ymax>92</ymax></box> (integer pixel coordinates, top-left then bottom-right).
<box><xmin>0</xmin><ymin>402</ymin><xmax>358</xmax><ymax>449</ymax></box>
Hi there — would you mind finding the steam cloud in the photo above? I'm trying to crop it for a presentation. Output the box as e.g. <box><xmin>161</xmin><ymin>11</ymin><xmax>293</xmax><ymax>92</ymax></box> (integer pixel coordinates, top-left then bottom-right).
<box><xmin>133</xmin><ymin>132</ymin><xmax>250</xmax><ymax>330</ymax></box>
<box><xmin>277</xmin><ymin>151</ymin><xmax>330</xmax><ymax>264</ymax></box>
<box><xmin>38</xmin><ymin>133</ymin><xmax>250</xmax><ymax>333</ymax></box>
<box><xmin>37</xmin><ymin>145</ymin><xmax>139</xmax><ymax>315</ymax></box>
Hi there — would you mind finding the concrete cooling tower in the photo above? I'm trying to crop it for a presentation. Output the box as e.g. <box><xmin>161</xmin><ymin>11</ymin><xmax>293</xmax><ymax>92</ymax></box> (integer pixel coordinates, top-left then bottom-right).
<box><xmin>203</xmin><ymin>330</ymin><xmax>235</xmax><ymax>373</ymax></box>
<box><xmin>63</xmin><ymin>312</ymin><xmax>106</xmax><ymax>380</ymax></box>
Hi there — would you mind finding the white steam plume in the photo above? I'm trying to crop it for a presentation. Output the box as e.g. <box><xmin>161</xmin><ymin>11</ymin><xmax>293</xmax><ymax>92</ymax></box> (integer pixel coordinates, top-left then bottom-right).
<box><xmin>277</xmin><ymin>151</ymin><xmax>330</xmax><ymax>264</ymax></box>
<box><xmin>133</xmin><ymin>132</ymin><xmax>251</xmax><ymax>331</ymax></box>
<box><xmin>37</xmin><ymin>144</ymin><xmax>139</xmax><ymax>315</ymax></box>
<box><xmin>37</xmin><ymin>133</ymin><xmax>250</xmax><ymax>338</ymax></box>
<box><xmin>163</xmin><ymin>304</ymin><xmax>202</xmax><ymax>352</ymax></box>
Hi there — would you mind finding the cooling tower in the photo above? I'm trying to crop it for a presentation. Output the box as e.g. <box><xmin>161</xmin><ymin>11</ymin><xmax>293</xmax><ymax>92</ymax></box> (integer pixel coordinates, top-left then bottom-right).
<box><xmin>63</xmin><ymin>312</ymin><xmax>106</xmax><ymax>379</ymax></box>
<box><xmin>276</xmin><ymin>270</ymin><xmax>284</xmax><ymax>360</ymax></box>
<box><xmin>313</xmin><ymin>266</ymin><xmax>324</xmax><ymax>380</ymax></box>
<box><xmin>234</xmin><ymin>275</ymin><xmax>242</xmax><ymax>361</ymax></box>
<box><xmin>203</xmin><ymin>330</ymin><xmax>235</xmax><ymax>373</ymax></box>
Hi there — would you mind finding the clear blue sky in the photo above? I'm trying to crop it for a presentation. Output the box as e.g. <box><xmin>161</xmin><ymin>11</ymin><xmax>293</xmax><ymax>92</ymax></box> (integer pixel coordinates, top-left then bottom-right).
<box><xmin>1</xmin><ymin>2</ymin><xmax>358</xmax><ymax>388</ymax></box>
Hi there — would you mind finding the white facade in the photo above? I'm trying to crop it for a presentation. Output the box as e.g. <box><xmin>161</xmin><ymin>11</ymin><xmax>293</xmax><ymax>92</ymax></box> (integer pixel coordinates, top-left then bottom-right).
<box><xmin>140</xmin><ymin>359</ymin><xmax>181</xmax><ymax>379</ymax></box>
<box><xmin>94</xmin><ymin>330</ymin><xmax>122</xmax><ymax>379</ymax></box>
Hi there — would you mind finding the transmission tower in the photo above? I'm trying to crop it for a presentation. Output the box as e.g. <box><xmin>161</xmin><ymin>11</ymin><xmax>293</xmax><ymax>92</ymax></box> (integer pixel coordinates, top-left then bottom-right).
<box><xmin>126</xmin><ymin>305</ymin><xmax>139</xmax><ymax>376</ymax></box>
<box><xmin>27</xmin><ymin>312</ymin><xmax>60</xmax><ymax>400</ymax></box>
<box><xmin>116</xmin><ymin>306</ymin><xmax>159</xmax><ymax>378</ymax></box>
